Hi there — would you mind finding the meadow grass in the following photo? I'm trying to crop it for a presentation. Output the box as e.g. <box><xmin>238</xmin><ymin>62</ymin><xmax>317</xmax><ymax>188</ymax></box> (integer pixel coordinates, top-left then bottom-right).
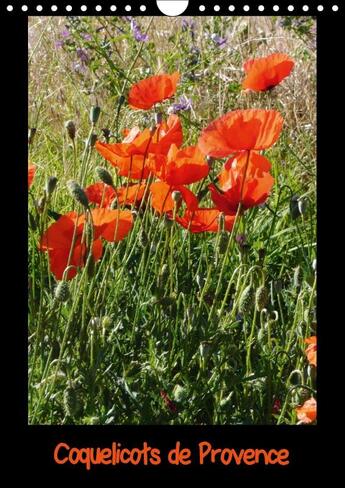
<box><xmin>28</xmin><ymin>15</ymin><xmax>316</xmax><ymax>425</ymax></box>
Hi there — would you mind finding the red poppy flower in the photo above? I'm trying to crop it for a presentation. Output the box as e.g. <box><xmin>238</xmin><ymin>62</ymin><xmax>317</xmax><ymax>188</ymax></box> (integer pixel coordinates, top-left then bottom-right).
<box><xmin>209</xmin><ymin>151</ymin><xmax>274</xmax><ymax>213</ymax></box>
<box><xmin>198</xmin><ymin>109</ymin><xmax>284</xmax><ymax>158</ymax></box>
<box><xmin>149</xmin><ymin>144</ymin><xmax>208</xmax><ymax>214</ymax></box>
<box><xmin>40</xmin><ymin>208</ymin><xmax>133</xmax><ymax>280</ymax></box>
<box><xmin>174</xmin><ymin>208</ymin><xmax>236</xmax><ymax>233</ymax></box>
<box><xmin>242</xmin><ymin>53</ymin><xmax>294</xmax><ymax>91</ymax></box>
<box><xmin>296</xmin><ymin>397</ymin><xmax>317</xmax><ymax>425</ymax></box>
<box><xmin>28</xmin><ymin>165</ymin><xmax>36</xmax><ymax>189</ymax></box>
<box><xmin>95</xmin><ymin>115</ymin><xmax>182</xmax><ymax>180</ymax></box>
<box><xmin>128</xmin><ymin>72</ymin><xmax>180</xmax><ymax>110</ymax></box>
<box><xmin>305</xmin><ymin>336</ymin><xmax>317</xmax><ymax>367</ymax></box>
<box><xmin>150</xmin><ymin>181</ymin><xmax>198</xmax><ymax>214</ymax></box>
<box><xmin>151</xmin><ymin>144</ymin><xmax>209</xmax><ymax>186</ymax></box>
<box><xmin>85</xmin><ymin>182</ymin><xmax>146</xmax><ymax>208</ymax></box>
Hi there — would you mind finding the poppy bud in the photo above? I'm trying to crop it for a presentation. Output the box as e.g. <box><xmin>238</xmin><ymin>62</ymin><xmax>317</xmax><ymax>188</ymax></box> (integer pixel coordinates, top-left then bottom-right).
<box><xmin>289</xmin><ymin>195</ymin><xmax>300</xmax><ymax>220</ymax></box>
<box><xmin>45</xmin><ymin>176</ymin><xmax>58</xmax><ymax>196</ymax></box>
<box><xmin>218</xmin><ymin>212</ymin><xmax>225</xmax><ymax>228</ymax></box>
<box><xmin>67</xmin><ymin>180</ymin><xmax>89</xmax><ymax>209</ymax></box>
<box><xmin>171</xmin><ymin>190</ymin><xmax>182</xmax><ymax>204</ymax></box>
<box><xmin>65</xmin><ymin>120</ymin><xmax>76</xmax><ymax>140</ymax></box>
<box><xmin>312</xmin><ymin>259</ymin><xmax>317</xmax><ymax>273</ymax></box>
<box><xmin>102</xmin><ymin>316</ymin><xmax>112</xmax><ymax>329</ymax></box>
<box><xmin>118</xmin><ymin>94</ymin><xmax>125</xmax><ymax>106</ymax></box>
<box><xmin>101</xmin><ymin>128</ymin><xmax>111</xmax><ymax>142</ymax></box>
<box><xmin>89</xmin><ymin>317</ymin><xmax>101</xmax><ymax>330</ymax></box>
<box><xmin>218</xmin><ymin>231</ymin><xmax>228</xmax><ymax>254</ymax></box>
<box><xmin>206</xmin><ymin>155</ymin><xmax>214</xmax><ymax>167</ymax></box>
<box><xmin>255</xmin><ymin>285</ymin><xmax>269</xmax><ymax>311</ymax></box>
<box><xmin>293</xmin><ymin>265</ymin><xmax>302</xmax><ymax>288</ymax></box>
<box><xmin>173</xmin><ymin>384</ymin><xmax>188</xmax><ymax>403</ymax></box>
<box><xmin>28</xmin><ymin>127</ymin><xmax>37</xmax><ymax>145</ymax></box>
<box><xmin>95</xmin><ymin>166</ymin><xmax>114</xmax><ymax>187</ymax></box>
<box><xmin>199</xmin><ymin>341</ymin><xmax>212</xmax><ymax>360</ymax></box>
<box><xmin>86</xmin><ymin>255</ymin><xmax>96</xmax><ymax>278</ymax></box>
<box><xmin>55</xmin><ymin>281</ymin><xmax>70</xmax><ymax>302</ymax></box>
<box><xmin>139</xmin><ymin>229</ymin><xmax>148</xmax><ymax>247</ymax></box>
<box><xmin>288</xmin><ymin>369</ymin><xmax>303</xmax><ymax>386</ymax></box>
<box><xmin>297</xmin><ymin>197</ymin><xmax>308</xmax><ymax>216</ymax></box>
<box><xmin>90</xmin><ymin>106</ymin><xmax>101</xmax><ymax>125</ymax></box>
<box><xmin>257</xmin><ymin>326</ymin><xmax>267</xmax><ymax>345</ymax></box>
<box><xmin>154</xmin><ymin>112</ymin><xmax>163</xmax><ymax>125</ymax></box>
<box><xmin>238</xmin><ymin>285</ymin><xmax>255</xmax><ymax>314</ymax></box>
<box><xmin>296</xmin><ymin>388</ymin><xmax>311</xmax><ymax>405</ymax></box>
<box><xmin>90</xmin><ymin>133</ymin><xmax>97</xmax><ymax>147</ymax></box>
<box><xmin>63</xmin><ymin>382</ymin><xmax>83</xmax><ymax>417</ymax></box>
<box><xmin>28</xmin><ymin>212</ymin><xmax>37</xmax><ymax>231</ymax></box>
<box><xmin>37</xmin><ymin>195</ymin><xmax>46</xmax><ymax>213</ymax></box>
<box><xmin>159</xmin><ymin>264</ymin><xmax>169</xmax><ymax>286</ymax></box>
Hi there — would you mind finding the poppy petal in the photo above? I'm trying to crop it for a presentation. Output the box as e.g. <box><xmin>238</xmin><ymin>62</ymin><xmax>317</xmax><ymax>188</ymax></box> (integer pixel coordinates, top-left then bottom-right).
<box><xmin>175</xmin><ymin>208</ymin><xmax>236</xmax><ymax>233</ymax></box>
<box><xmin>198</xmin><ymin>109</ymin><xmax>284</xmax><ymax>157</ymax></box>
<box><xmin>28</xmin><ymin>165</ymin><xmax>36</xmax><ymax>189</ymax></box>
<box><xmin>242</xmin><ymin>53</ymin><xmax>294</xmax><ymax>91</ymax></box>
<box><xmin>128</xmin><ymin>72</ymin><xmax>180</xmax><ymax>110</ymax></box>
<box><xmin>164</xmin><ymin>145</ymin><xmax>209</xmax><ymax>186</ymax></box>
<box><xmin>85</xmin><ymin>182</ymin><xmax>117</xmax><ymax>208</ymax></box>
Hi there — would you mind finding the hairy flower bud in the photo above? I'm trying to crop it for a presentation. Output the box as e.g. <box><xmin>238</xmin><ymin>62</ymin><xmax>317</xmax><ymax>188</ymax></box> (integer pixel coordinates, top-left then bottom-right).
<box><xmin>55</xmin><ymin>281</ymin><xmax>70</xmax><ymax>303</ymax></box>
<box><xmin>67</xmin><ymin>180</ymin><xmax>89</xmax><ymax>209</ymax></box>
<box><xmin>239</xmin><ymin>285</ymin><xmax>255</xmax><ymax>314</ymax></box>
<box><xmin>171</xmin><ymin>190</ymin><xmax>182</xmax><ymax>203</ymax></box>
<box><xmin>45</xmin><ymin>176</ymin><xmax>58</xmax><ymax>196</ymax></box>
<box><xmin>65</xmin><ymin>120</ymin><xmax>76</xmax><ymax>140</ymax></box>
<box><xmin>90</xmin><ymin>106</ymin><xmax>101</xmax><ymax>125</ymax></box>
<box><xmin>95</xmin><ymin>166</ymin><xmax>114</xmax><ymax>187</ymax></box>
<box><xmin>255</xmin><ymin>285</ymin><xmax>269</xmax><ymax>311</ymax></box>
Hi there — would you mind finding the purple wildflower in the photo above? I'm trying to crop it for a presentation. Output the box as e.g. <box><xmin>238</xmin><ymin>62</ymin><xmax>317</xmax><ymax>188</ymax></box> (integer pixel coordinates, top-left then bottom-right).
<box><xmin>82</xmin><ymin>33</ymin><xmax>92</xmax><ymax>41</ymax></box>
<box><xmin>211</xmin><ymin>33</ymin><xmax>227</xmax><ymax>48</ymax></box>
<box><xmin>168</xmin><ymin>96</ymin><xmax>192</xmax><ymax>115</ymax></box>
<box><xmin>76</xmin><ymin>48</ymin><xmax>89</xmax><ymax>64</ymax></box>
<box><xmin>181</xmin><ymin>18</ymin><xmax>195</xmax><ymax>31</ymax></box>
<box><xmin>61</xmin><ymin>29</ymin><xmax>70</xmax><ymax>38</ymax></box>
<box><xmin>236</xmin><ymin>234</ymin><xmax>247</xmax><ymax>248</ymax></box>
<box><xmin>55</xmin><ymin>40</ymin><xmax>64</xmax><ymax>49</ymax></box>
<box><xmin>130</xmin><ymin>19</ymin><xmax>149</xmax><ymax>43</ymax></box>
